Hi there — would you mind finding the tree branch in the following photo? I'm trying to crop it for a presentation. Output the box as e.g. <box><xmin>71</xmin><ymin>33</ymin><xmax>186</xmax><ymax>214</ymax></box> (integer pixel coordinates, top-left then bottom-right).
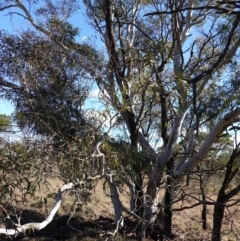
<box><xmin>0</xmin><ymin>182</ymin><xmax>75</xmax><ymax>236</ymax></box>
<box><xmin>144</xmin><ymin>3</ymin><xmax>240</xmax><ymax>17</ymax></box>
<box><xmin>174</xmin><ymin>107</ymin><xmax>240</xmax><ymax>179</ymax></box>
<box><xmin>188</xmin><ymin>13</ymin><xmax>240</xmax><ymax>84</ymax></box>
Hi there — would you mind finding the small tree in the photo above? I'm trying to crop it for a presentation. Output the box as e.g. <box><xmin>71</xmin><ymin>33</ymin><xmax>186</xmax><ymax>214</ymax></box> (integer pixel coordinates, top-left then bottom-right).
<box><xmin>212</xmin><ymin>133</ymin><xmax>240</xmax><ymax>241</ymax></box>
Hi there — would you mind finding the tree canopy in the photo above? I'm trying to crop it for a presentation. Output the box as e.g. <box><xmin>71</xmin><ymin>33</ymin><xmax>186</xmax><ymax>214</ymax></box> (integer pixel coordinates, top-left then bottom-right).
<box><xmin>0</xmin><ymin>0</ymin><xmax>240</xmax><ymax>240</ymax></box>
<box><xmin>0</xmin><ymin>114</ymin><xmax>11</xmax><ymax>131</ymax></box>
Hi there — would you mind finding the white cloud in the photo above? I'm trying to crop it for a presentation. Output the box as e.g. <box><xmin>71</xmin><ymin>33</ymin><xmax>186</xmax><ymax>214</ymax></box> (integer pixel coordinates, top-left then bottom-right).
<box><xmin>82</xmin><ymin>36</ymin><xmax>90</xmax><ymax>43</ymax></box>
<box><xmin>88</xmin><ymin>89</ymin><xmax>99</xmax><ymax>98</ymax></box>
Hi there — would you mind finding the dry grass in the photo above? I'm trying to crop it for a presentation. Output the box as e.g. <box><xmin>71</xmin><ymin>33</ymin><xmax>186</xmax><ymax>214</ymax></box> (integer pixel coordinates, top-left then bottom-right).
<box><xmin>1</xmin><ymin>175</ymin><xmax>240</xmax><ymax>240</ymax></box>
<box><xmin>171</xmin><ymin>181</ymin><xmax>240</xmax><ymax>241</ymax></box>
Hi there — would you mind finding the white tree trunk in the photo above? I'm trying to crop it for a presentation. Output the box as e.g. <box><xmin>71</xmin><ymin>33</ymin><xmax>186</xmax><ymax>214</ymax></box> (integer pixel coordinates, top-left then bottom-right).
<box><xmin>144</xmin><ymin>112</ymin><xmax>187</xmax><ymax>222</ymax></box>
<box><xmin>0</xmin><ymin>182</ymin><xmax>74</xmax><ymax>236</ymax></box>
<box><xmin>107</xmin><ymin>175</ymin><xmax>123</xmax><ymax>226</ymax></box>
<box><xmin>174</xmin><ymin>108</ymin><xmax>240</xmax><ymax>179</ymax></box>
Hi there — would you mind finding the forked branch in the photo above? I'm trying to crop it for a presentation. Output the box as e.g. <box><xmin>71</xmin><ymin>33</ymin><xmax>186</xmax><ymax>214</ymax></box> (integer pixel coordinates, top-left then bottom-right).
<box><xmin>0</xmin><ymin>182</ymin><xmax>76</xmax><ymax>236</ymax></box>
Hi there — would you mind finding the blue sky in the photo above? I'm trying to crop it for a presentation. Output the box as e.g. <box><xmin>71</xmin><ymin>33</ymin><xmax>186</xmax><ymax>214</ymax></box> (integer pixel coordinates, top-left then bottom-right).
<box><xmin>0</xmin><ymin>3</ymin><xmax>102</xmax><ymax>116</ymax></box>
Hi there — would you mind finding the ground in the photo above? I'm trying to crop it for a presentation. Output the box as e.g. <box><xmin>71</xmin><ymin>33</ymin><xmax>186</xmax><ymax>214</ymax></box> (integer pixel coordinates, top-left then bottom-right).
<box><xmin>1</xmin><ymin>178</ymin><xmax>239</xmax><ymax>241</ymax></box>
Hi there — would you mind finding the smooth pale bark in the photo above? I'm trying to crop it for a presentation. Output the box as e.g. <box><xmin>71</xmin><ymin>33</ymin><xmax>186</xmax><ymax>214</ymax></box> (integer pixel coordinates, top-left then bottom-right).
<box><xmin>155</xmin><ymin>126</ymin><xmax>197</xmax><ymax>228</ymax></box>
<box><xmin>91</xmin><ymin>129</ymin><xmax>123</xmax><ymax>225</ymax></box>
<box><xmin>145</xmin><ymin>112</ymin><xmax>188</xmax><ymax>220</ymax></box>
<box><xmin>174</xmin><ymin>124</ymin><xmax>197</xmax><ymax>173</ymax></box>
<box><xmin>0</xmin><ymin>182</ymin><xmax>74</xmax><ymax>236</ymax></box>
<box><xmin>154</xmin><ymin>114</ymin><xmax>187</xmax><ymax>185</ymax></box>
<box><xmin>107</xmin><ymin>175</ymin><xmax>124</xmax><ymax>226</ymax></box>
<box><xmin>145</xmin><ymin>108</ymin><xmax>240</xmax><ymax>224</ymax></box>
<box><xmin>3</xmin><ymin>1</ymin><xmax>240</xmax><ymax>237</ymax></box>
<box><xmin>138</xmin><ymin>131</ymin><xmax>157</xmax><ymax>162</ymax></box>
<box><xmin>143</xmin><ymin>0</ymin><xmax>197</xmax><ymax>214</ymax></box>
<box><xmin>174</xmin><ymin>108</ymin><xmax>240</xmax><ymax>179</ymax></box>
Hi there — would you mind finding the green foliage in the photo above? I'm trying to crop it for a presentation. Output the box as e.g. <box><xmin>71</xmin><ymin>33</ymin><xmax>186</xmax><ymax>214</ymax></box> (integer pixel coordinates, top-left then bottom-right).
<box><xmin>103</xmin><ymin>139</ymin><xmax>151</xmax><ymax>184</ymax></box>
<box><xmin>0</xmin><ymin>18</ymin><xmax>103</xmax><ymax>140</ymax></box>
<box><xmin>0</xmin><ymin>114</ymin><xmax>11</xmax><ymax>131</ymax></box>
<box><xmin>48</xmin><ymin>17</ymin><xmax>80</xmax><ymax>45</ymax></box>
<box><xmin>55</xmin><ymin>132</ymin><xmax>98</xmax><ymax>181</ymax></box>
<box><xmin>0</xmin><ymin>140</ymin><xmax>48</xmax><ymax>204</ymax></box>
<box><xmin>0</xmin><ymin>0</ymin><xmax>240</xmax><ymax>238</ymax></box>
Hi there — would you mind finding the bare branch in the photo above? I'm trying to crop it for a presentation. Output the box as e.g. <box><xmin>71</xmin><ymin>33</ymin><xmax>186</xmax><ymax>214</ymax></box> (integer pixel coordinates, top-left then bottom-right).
<box><xmin>174</xmin><ymin>107</ymin><xmax>240</xmax><ymax>179</ymax></box>
<box><xmin>0</xmin><ymin>4</ymin><xmax>17</xmax><ymax>11</ymax></box>
<box><xmin>0</xmin><ymin>182</ymin><xmax>76</xmax><ymax>236</ymax></box>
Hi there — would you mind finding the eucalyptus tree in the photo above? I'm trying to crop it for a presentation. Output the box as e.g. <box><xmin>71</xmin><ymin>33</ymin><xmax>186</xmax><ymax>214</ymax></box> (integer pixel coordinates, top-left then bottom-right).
<box><xmin>0</xmin><ymin>22</ymin><xmax>101</xmax><ymax>139</ymax></box>
<box><xmin>0</xmin><ymin>0</ymin><xmax>240</xmax><ymax>240</ymax></box>
<box><xmin>0</xmin><ymin>2</ymin><xmax>105</xmax><ymax>237</ymax></box>
<box><xmin>83</xmin><ymin>0</ymin><xmax>240</xmax><ymax>236</ymax></box>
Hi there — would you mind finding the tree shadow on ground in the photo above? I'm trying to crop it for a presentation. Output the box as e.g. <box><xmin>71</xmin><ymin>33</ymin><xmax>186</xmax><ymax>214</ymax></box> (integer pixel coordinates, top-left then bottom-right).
<box><xmin>1</xmin><ymin>209</ymin><xmax>209</xmax><ymax>241</ymax></box>
<box><xmin>2</xmin><ymin>209</ymin><xmax>137</xmax><ymax>241</ymax></box>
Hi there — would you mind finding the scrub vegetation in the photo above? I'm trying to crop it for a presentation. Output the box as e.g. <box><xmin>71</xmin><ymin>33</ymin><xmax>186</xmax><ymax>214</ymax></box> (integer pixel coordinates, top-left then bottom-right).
<box><xmin>0</xmin><ymin>1</ymin><xmax>240</xmax><ymax>240</ymax></box>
